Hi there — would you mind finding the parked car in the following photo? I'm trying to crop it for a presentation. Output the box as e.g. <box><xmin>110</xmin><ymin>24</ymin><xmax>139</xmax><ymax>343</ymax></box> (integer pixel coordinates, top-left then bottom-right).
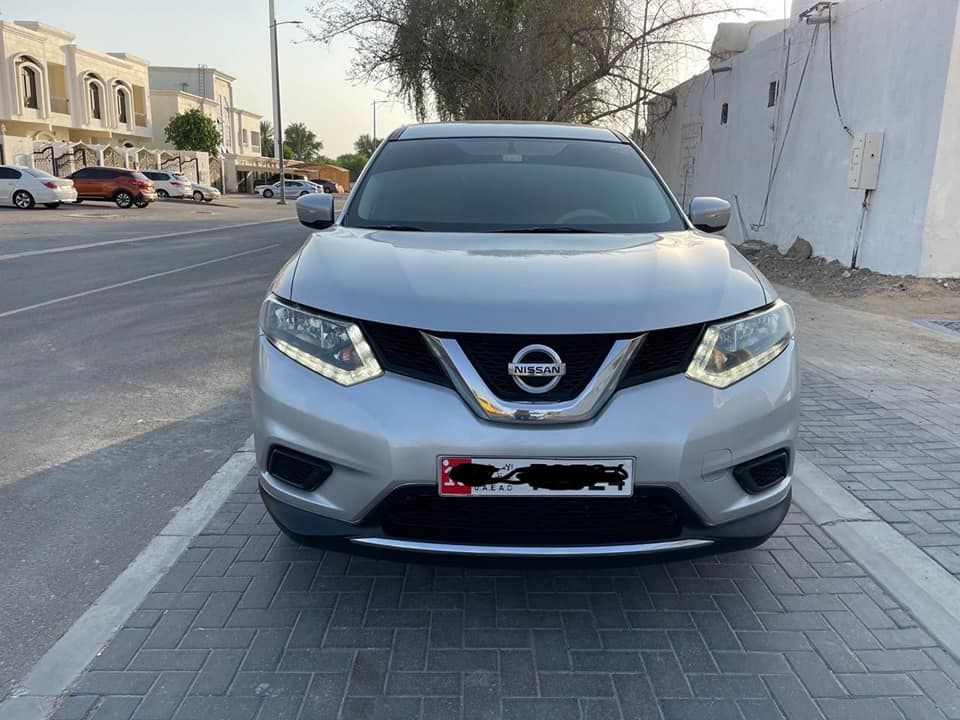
<box><xmin>190</xmin><ymin>183</ymin><xmax>221</xmax><ymax>203</ymax></box>
<box><xmin>142</xmin><ymin>170</ymin><xmax>192</xmax><ymax>199</ymax></box>
<box><xmin>255</xmin><ymin>180</ymin><xmax>319</xmax><ymax>199</ymax></box>
<box><xmin>68</xmin><ymin>166</ymin><xmax>157</xmax><ymax>208</ymax></box>
<box><xmin>0</xmin><ymin>165</ymin><xmax>77</xmax><ymax>209</ymax></box>
<box><xmin>252</xmin><ymin>122</ymin><xmax>798</xmax><ymax>564</ymax></box>
<box><xmin>312</xmin><ymin>178</ymin><xmax>344</xmax><ymax>194</ymax></box>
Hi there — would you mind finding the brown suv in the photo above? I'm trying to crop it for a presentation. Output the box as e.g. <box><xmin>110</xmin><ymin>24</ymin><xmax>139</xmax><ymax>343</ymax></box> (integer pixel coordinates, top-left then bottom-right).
<box><xmin>68</xmin><ymin>166</ymin><xmax>158</xmax><ymax>209</ymax></box>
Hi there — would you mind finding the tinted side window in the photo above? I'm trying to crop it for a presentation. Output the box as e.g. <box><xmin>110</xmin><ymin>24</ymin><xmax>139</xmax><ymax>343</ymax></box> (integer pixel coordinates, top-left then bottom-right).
<box><xmin>71</xmin><ymin>168</ymin><xmax>93</xmax><ymax>179</ymax></box>
<box><xmin>143</xmin><ymin>172</ymin><xmax>160</xmax><ymax>180</ymax></box>
<box><xmin>92</xmin><ymin>168</ymin><xmax>119</xmax><ymax>179</ymax></box>
<box><xmin>0</xmin><ymin>167</ymin><xmax>22</xmax><ymax>180</ymax></box>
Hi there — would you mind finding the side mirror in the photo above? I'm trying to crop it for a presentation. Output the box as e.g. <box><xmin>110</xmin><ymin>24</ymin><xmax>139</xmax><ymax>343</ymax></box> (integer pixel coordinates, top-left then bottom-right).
<box><xmin>689</xmin><ymin>197</ymin><xmax>731</xmax><ymax>233</ymax></box>
<box><xmin>297</xmin><ymin>192</ymin><xmax>335</xmax><ymax>229</ymax></box>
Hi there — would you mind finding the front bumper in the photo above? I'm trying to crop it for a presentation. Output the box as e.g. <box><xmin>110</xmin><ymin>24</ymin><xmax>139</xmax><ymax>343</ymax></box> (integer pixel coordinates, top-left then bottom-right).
<box><xmin>253</xmin><ymin>335</ymin><xmax>799</xmax><ymax>561</ymax></box>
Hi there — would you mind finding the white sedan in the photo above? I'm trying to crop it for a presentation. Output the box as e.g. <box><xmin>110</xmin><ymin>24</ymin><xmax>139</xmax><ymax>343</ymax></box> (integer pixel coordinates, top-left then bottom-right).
<box><xmin>0</xmin><ymin>165</ymin><xmax>77</xmax><ymax>208</ymax></box>
<box><xmin>255</xmin><ymin>180</ymin><xmax>320</xmax><ymax>199</ymax></box>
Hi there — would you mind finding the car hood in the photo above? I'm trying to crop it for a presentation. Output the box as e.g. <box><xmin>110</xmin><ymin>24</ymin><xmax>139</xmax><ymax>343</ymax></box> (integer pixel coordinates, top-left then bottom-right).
<box><xmin>282</xmin><ymin>227</ymin><xmax>771</xmax><ymax>333</ymax></box>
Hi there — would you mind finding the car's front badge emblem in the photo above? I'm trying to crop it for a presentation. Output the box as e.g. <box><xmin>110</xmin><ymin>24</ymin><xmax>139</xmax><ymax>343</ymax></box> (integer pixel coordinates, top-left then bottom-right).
<box><xmin>507</xmin><ymin>344</ymin><xmax>566</xmax><ymax>394</ymax></box>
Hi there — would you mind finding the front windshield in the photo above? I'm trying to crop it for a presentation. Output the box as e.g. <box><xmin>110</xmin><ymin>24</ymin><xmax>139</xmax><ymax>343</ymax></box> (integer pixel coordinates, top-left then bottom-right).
<box><xmin>343</xmin><ymin>137</ymin><xmax>686</xmax><ymax>233</ymax></box>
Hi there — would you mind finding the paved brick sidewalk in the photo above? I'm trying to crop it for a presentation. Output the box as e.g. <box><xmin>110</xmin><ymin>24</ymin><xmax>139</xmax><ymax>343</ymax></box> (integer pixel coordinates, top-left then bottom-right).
<box><xmin>783</xmin><ymin>288</ymin><xmax>960</xmax><ymax>578</ymax></box>
<box><xmin>52</xmin><ymin>469</ymin><xmax>960</xmax><ymax>720</ymax></box>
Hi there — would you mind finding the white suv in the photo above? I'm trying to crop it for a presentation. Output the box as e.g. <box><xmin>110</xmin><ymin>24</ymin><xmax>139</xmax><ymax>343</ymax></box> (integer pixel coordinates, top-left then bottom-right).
<box><xmin>142</xmin><ymin>170</ymin><xmax>193</xmax><ymax>199</ymax></box>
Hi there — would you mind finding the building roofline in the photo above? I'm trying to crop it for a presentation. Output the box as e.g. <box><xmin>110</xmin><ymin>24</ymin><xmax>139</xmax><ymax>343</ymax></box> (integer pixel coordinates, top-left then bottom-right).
<box><xmin>9</xmin><ymin>20</ymin><xmax>76</xmax><ymax>41</ymax></box>
<box><xmin>149</xmin><ymin>66</ymin><xmax>237</xmax><ymax>82</ymax></box>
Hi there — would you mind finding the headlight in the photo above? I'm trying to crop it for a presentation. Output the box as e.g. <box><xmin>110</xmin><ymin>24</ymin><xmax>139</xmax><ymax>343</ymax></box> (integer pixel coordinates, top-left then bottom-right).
<box><xmin>260</xmin><ymin>295</ymin><xmax>382</xmax><ymax>386</ymax></box>
<box><xmin>685</xmin><ymin>300</ymin><xmax>795</xmax><ymax>388</ymax></box>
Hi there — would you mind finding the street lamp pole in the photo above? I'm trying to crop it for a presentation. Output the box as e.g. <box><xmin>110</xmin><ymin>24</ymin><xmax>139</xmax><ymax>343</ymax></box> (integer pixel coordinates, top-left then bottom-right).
<box><xmin>268</xmin><ymin>0</ymin><xmax>286</xmax><ymax>204</ymax></box>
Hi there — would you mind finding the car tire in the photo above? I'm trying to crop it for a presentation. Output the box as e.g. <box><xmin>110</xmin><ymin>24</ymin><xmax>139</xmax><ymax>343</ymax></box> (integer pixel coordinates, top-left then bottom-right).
<box><xmin>193</xmin><ymin>190</ymin><xmax>205</xmax><ymax>202</ymax></box>
<box><xmin>299</xmin><ymin>191</ymin><xmax>309</xmax><ymax>197</ymax></box>
<box><xmin>12</xmin><ymin>190</ymin><xmax>35</xmax><ymax>209</ymax></box>
<box><xmin>115</xmin><ymin>191</ymin><xmax>134</xmax><ymax>209</ymax></box>
<box><xmin>204</xmin><ymin>198</ymin><xmax>213</xmax><ymax>202</ymax></box>
<box><xmin>44</xmin><ymin>202</ymin><xmax>61</xmax><ymax>209</ymax></box>
<box><xmin>263</xmin><ymin>189</ymin><xmax>274</xmax><ymax>198</ymax></box>
<box><xmin>157</xmin><ymin>189</ymin><xmax>169</xmax><ymax>199</ymax></box>
<box><xmin>134</xmin><ymin>197</ymin><xmax>150</xmax><ymax>208</ymax></box>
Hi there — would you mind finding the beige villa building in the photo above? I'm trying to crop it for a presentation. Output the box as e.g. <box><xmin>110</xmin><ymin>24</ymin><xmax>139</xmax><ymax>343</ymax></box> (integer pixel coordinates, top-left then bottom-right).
<box><xmin>0</xmin><ymin>20</ymin><xmax>153</xmax><ymax>163</ymax></box>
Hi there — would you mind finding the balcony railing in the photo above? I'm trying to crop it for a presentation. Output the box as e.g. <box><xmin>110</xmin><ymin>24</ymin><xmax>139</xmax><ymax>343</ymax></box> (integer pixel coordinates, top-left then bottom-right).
<box><xmin>135</xmin><ymin>112</ymin><xmax>148</xmax><ymax>127</ymax></box>
<box><xmin>50</xmin><ymin>96</ymin><xmax>69</xmax><ymax>114</ymax></box>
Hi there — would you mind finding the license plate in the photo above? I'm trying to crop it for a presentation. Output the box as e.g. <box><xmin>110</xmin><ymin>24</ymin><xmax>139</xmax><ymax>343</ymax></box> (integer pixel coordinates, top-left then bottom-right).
<box><xmin>438</xmin><ymin>457</ymin><xmax>634</xmax><ymax>497</ymax></box>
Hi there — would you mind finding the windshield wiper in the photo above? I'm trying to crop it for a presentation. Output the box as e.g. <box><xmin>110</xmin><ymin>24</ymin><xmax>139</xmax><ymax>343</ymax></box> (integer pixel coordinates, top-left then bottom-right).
<box><xmin>492</xmin><ymin>226</ymin><xmax>600</xmax><ymax>233</ymax></box>
<box><xmin>356</xmin><ymin>224</ymin><xmax>424</xmax><ymax>231</ymax></box>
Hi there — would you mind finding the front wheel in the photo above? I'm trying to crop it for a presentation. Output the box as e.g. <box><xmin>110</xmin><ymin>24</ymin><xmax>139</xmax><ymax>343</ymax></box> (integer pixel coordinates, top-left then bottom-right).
<box><xmin>44</xmin><ymin>202</ymin><xmax>62</xmax><ymax>209</ymax></box>
<box><xmin>134</xmin><ymin>197</ymin><xmax>149</xmax><ymax>208</ymax></box>
<box><xmin>156</xmin><ymin>189</ymin><xmax>169</xmax><ymax>199</ymax></box>
<box><xmin>262</xmin><ymin>189</ymin><xmax>274</xmax><ymax>198</ymax></box>
<box><xmin>299</xmin><ymin>191</ymin><xmax>309</xmax><ymax>197</ymax></box>
<box><xmin>193</xmin><ymin>190</ymin><xmax>204</xmax><ymax>202</ymax></box>
<box><xmin>115</xmin><ymin>191</ymin><xmax>134</xmax><ymax>208</ymax></box>
<box><xmin>13</xmin><ymin>190</ymin><xmax>35</xmax><ymax>209</ymax></box>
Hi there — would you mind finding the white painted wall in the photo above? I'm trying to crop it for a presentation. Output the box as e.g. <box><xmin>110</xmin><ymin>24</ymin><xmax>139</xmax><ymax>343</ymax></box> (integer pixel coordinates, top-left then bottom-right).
<box><xmin>921</xmin><ymin>3</ymin><xmax>960</xmax><ymax>277</ymax></box>
<box><xmin>643</xmin><ymin>0</ymin><xmax>960</xmax><ymax>277</ymax></box>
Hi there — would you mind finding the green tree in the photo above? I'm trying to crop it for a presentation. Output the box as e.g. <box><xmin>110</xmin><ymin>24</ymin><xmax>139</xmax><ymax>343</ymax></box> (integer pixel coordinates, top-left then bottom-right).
<box><xmin>259</xmin><ymin>120</ymin><xmax>274</xmax><ymax>157</ymax></box>
<box><xmin>284</xmin><ymin>122</ymin><xmax>323</xmax><ymax>161</ymax></box>
<box><xmin>353</xmin><ymin>133</ymin><xmax>380</xmax><ymax>157</ymax></box>
<box><xmin>283</xmin><ymin>143</ymin><xmax>295</xmax><ymax>160</ymax></box>
<box><xmin>335</xmin><ymin>153</ymin><xmax>369</xmax><ymax>181</ymax></box>
<box><xmin>164</xmin><ymin>108</ymin><xmax>222</xmax><ymax>156</ymax></box>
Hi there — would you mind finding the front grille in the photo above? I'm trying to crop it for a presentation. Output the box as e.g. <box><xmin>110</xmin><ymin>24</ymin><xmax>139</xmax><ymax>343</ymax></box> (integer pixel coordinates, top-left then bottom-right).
<box><xmin>377</xmin><ymin>487</ymin><xmax>688</xmax><ymax>545</ymax></box>
<box><xmin>362</xmin><ymin>321</ymin><xmax>451</xmax><ymax>387</ymax></box>
<box><xmin>621</xmin><ymin>324</ymin><xmax>704</xmax><ymax>386</ymax></box>
<box><xmin>455</xmin><ymin>333</ymin><xmax>616</xmax><ymax>402</ymax></box>
<box><xmin>362</xmin><ymin>321</ymin><xmax>704</xmax><ymax>398</ymax></box>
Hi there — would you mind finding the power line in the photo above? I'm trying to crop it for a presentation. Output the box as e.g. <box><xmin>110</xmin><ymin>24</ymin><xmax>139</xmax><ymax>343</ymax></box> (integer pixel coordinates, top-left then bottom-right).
<box><xmin>827</xmin><ymin>5</ymin><xmax>854</xmax><ymax>137</ymax></box>
<box><xmin>753</xmin><ymin>24</ymin><xmax>821</xmax><ymax>230</ymax></box>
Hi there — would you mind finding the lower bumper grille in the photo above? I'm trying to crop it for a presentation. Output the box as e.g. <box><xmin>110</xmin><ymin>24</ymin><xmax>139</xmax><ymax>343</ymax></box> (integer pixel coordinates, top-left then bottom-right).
<box><xmin>376</xmin><ymin>487</ymin><xmax>688</xmax><ymax>545</ymax></box>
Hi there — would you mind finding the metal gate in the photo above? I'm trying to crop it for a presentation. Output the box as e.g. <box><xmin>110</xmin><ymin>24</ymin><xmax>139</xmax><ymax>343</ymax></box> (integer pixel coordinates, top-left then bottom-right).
<box><xmin>53</xmin><ymin>147</ymin><xmax>89</xmax><ymax>176</ymax></box>
<box><xmin>161</xmin><ymin>155</ymin><xmax>200</xmax><ymax>182</ymax></box>
<box><xmin>33</xmin><ymin>146</ymin><xmax>55</xmax><ymax>174</ymax></box>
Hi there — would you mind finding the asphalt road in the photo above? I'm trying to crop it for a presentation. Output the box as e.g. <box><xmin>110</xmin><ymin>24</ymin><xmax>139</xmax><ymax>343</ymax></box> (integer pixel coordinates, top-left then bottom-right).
<box><xmin>0</xmin><ymin>200</ymin><xmax>317</xmax><ymax>699</ymax></box>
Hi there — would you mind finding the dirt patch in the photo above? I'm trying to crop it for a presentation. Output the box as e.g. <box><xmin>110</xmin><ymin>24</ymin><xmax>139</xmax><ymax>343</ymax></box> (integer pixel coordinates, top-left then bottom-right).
<box><xmin>738</xmin><ymin>241</ymin><xmax>960</xmax><ymax>321</ymax></box>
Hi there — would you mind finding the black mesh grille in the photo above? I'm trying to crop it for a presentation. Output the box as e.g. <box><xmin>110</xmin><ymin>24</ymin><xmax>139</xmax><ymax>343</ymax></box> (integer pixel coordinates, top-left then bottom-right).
<box><xmin>455</xmin><ymin>333</ymin><xmax>616</xmax><ymax>402</ymax></box>
<box><xmin>377</xmin><ymin>487</ymin><xmax>687</xmax><ymax>545</ymax></box>
<box><xmin>621</xmin><ymin>324</ymin><xmax>704</xmax><ymax>386</ymax></box>
<box><xmin>361</xmin><ymin>321</ymin><xmax>451</xmax><ymax>387</ymax></box>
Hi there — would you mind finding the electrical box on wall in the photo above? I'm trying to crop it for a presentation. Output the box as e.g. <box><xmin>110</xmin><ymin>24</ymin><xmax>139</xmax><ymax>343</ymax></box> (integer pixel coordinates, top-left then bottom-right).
<box><xmin>848</xmin><ymin>132</ymin><xmax>884</xmax><ymax>190</ymax></box>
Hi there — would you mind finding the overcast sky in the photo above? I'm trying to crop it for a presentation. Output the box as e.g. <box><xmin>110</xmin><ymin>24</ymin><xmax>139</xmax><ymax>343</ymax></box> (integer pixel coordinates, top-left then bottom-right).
<box><xmin>1</xmin><ymin>0</ymin><xmax>787</xmax><ymax>156</ymax></box>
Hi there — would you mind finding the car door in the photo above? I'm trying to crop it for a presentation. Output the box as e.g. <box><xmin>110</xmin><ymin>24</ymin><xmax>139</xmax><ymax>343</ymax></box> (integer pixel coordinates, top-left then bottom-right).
<box><xmin>0</xmin><ymin>167</ymin><xmax>18</xmax><ymax>203</ymax></box>
<box><xmin>71</xmin><ymin>168</ymin><xmax>97</xmax><ymax>197</ymax></box>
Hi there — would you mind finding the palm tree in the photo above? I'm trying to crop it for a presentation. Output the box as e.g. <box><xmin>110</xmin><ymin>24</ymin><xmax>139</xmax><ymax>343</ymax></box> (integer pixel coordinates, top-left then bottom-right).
<box><xmin>259</xmin><ymin>120</ymin><xmax>274</xmax><ymax>157</ymax></box>
<box><xmin>284</xmin><ymin>122</ymin><xmax>323</xmax><ymax>162</ymax></box>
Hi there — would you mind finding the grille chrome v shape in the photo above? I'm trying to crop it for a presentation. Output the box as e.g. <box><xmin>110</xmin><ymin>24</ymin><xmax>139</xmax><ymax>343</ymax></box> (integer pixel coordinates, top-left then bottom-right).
<box><xmin>422</xmin><ymin>333</ymin><xmax>646</xmax><ymax>424</ymax></box>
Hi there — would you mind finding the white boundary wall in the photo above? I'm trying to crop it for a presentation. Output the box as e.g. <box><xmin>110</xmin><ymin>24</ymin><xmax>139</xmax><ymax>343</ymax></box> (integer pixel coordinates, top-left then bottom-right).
<box><xmin>643</xmin><ymin>0</ymin><xmax>960</xmax><ymax>277</ymax></box>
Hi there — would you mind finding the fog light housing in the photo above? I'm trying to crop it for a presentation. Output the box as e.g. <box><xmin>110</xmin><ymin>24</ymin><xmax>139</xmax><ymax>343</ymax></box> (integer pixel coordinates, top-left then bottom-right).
<box><xmin>733</xmin><ymin>450</ymin><xmax>789</xmax><ymax>494</ymax></box>
<box><xmin>267</xmin><ymin>446</ymin><xmax>333</xmax><ymax>491</ymax></box>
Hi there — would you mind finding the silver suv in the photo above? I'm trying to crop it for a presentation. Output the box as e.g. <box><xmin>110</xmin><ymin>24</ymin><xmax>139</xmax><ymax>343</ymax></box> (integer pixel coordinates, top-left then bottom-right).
<box><xmin>252</xmin><ymin>122</ymin><xmax>798</xmax><ymax>563</ymax></box>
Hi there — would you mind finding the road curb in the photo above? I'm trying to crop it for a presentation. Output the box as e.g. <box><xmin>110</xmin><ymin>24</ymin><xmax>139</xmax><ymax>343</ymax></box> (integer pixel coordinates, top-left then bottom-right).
<box><xmin>0</xmin><ymin>437</ymin><xmax>256</xmax><ymax>719</ymax></box>
<box><xmin>793</xmin><ymin>453</ymin><xmax>960</xmax><ymax>659</ymax></box>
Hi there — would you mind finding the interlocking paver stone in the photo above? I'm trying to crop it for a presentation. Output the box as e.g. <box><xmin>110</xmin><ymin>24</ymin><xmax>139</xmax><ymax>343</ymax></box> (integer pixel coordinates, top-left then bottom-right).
<box><xmin>53</xmin><ymin>467</ymin><xmax>960</xmax><ymax>719</ymax></box>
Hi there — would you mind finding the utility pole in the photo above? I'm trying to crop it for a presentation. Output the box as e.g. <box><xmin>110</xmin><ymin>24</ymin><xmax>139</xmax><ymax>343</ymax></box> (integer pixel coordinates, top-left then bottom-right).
<box><xmin>269</xmin><ymin>0</ymin><xmax>286</xmax><ymax>203</ymax></box>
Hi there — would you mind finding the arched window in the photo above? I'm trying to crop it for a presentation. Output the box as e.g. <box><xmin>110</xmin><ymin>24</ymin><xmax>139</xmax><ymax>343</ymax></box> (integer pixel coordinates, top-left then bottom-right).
<box><xmin>21</xmin><ymin>65</ymin><xmax>38</xmax><ymax>109</ymax></box>
<box><xmin>89</xmin><ymin>83</ymin><xmax>102</xmax><ymax>120</ymax></box>
<box><xmin>116</xmin><ymin>88</ymin><xmax>128</xmax><ymax>124</ymax></box>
